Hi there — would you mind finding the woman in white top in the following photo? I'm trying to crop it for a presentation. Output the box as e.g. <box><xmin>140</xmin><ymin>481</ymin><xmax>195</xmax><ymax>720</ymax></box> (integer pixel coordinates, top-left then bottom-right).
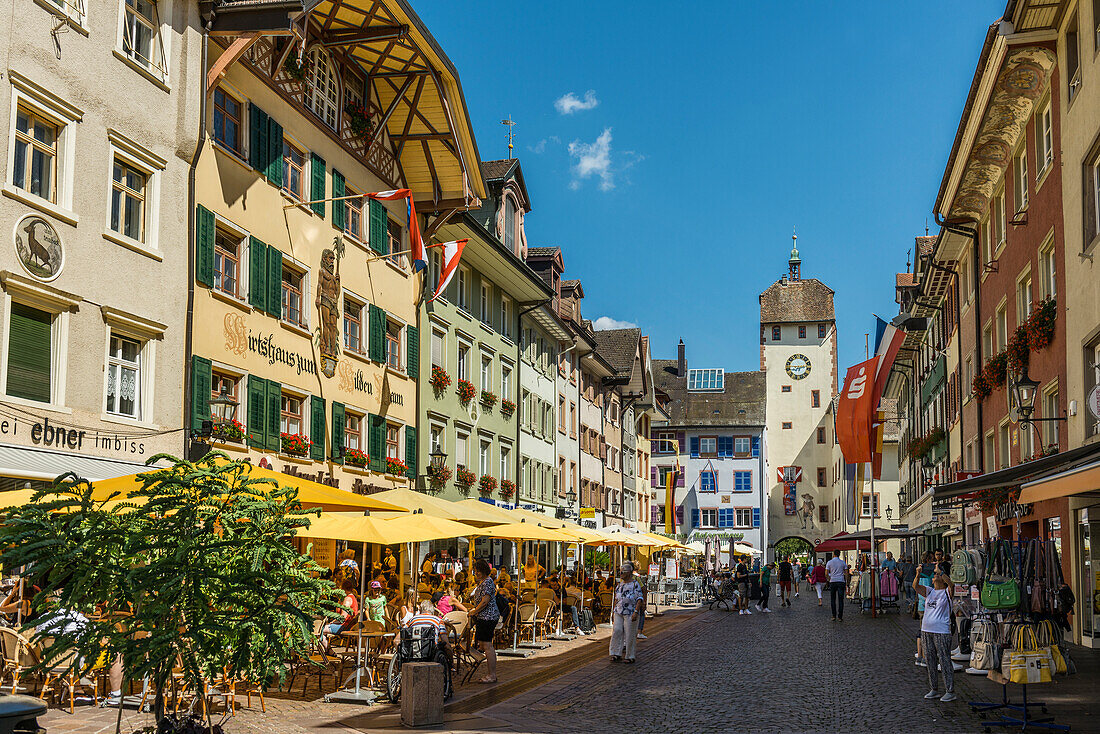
<box><xmin>914</xmin><ymin>569</ymin><xmax>956</xmax><ymax>702</ymax></box>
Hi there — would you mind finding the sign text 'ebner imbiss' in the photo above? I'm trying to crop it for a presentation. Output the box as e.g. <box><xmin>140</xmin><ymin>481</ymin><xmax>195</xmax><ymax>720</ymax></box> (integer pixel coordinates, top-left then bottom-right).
<box><xmin>0</xmin><ymin>416</ymin><xmax>146</xmax><ymax>455</ymax></box>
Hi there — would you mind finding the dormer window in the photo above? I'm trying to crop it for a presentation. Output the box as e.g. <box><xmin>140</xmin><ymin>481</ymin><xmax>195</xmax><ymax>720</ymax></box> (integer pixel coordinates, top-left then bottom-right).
<box><xmin>306</xmin><ymin>47</ymin><xmax>340</xmax><ymax>130</ymax></box>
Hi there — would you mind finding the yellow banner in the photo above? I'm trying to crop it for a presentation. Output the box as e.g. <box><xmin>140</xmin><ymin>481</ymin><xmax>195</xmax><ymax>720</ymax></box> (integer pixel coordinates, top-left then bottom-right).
<box><xmin>665</xmin><ymin>463</ymin><xmax>677</xmax><ymax>534</ymax></box>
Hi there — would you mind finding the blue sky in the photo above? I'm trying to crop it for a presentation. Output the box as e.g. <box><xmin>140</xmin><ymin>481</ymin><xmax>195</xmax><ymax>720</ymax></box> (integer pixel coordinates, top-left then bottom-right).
<box><xmin>417</xmin><ymin>1</ymin><xmax>1005</xmax><ymax>372</ymax></box>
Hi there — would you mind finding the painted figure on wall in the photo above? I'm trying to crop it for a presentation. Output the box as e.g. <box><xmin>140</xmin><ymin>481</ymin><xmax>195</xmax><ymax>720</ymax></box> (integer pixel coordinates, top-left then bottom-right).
<box><xmin>799</xmin><ymin>494</ymin><xmax>816</xmax><ymax>530</ymax></box>
<box><xmin>316</xmin><ymin>242</ymin><xmax>342</xmax><ymax>377</ymax></box>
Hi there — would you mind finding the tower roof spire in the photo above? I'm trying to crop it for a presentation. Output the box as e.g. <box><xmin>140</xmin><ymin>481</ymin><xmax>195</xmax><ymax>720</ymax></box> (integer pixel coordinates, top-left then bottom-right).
<box><xmin>788</xmin><ymin>227</ymin><xmax>802</xmax><ymax>281</ymax></box>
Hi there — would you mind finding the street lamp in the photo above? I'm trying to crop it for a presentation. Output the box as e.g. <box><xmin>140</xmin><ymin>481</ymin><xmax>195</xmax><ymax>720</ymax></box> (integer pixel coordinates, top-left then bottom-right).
<box><xmin>209</xmin><ymin>387</ymin><xmax>238</xmax><ymax>425</ymax></box>
<box><xmin>886</xmin><ymin>506</ymin><xmax>893</xmax><ymax>523</ymax></box>
<box><xmin>1011</xmin><ymin>365</ymin><xmax>1040</xmax><ymax>424</ymax></box>
<box><xmin>611</xmin><ymin>498</ymin><xmax>621</xmax><ymax>516</ymax></box>
<box><xmin>566</xmin><ymin>488</ymin><xmax>576</xmax><ymax>504</ymax></box>
<box><xmin>429</xmin><ymin>447</ymin><xmax>447</xmax><ymax>469</ymax></box>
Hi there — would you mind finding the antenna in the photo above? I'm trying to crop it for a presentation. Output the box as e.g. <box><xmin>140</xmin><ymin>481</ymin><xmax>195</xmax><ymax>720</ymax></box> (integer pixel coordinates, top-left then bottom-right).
<box><xmin>501</xmin><ymin>115</ymin><xmax>517</xmax><ymax>159</ymax></box>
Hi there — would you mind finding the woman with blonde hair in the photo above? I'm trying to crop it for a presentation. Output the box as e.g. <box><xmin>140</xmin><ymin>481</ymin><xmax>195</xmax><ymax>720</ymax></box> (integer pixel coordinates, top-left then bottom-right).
<box><xmin>521</xmin><ymin>554</ymin><xmax>544</xmax><ymax>591</ymax></box>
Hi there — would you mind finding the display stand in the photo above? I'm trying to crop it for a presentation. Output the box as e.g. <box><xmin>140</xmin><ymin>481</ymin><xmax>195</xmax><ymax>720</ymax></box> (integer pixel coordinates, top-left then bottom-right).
<box><xmin>973</xmin><ymin>680</ymin><xmax>1066</xmax><ymax>732</ymax></box>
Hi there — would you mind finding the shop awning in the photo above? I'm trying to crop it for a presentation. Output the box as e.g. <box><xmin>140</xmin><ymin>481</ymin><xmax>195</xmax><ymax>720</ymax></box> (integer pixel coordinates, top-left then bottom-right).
<box><xmin>0</xmin><ymin>443</ymin><xmax>168</xmax><ymax>482</ymax></box>
<box><xmin>1019</xmin><ymin>458</ymin><xmax>1100</xmax><ymax>504</ymax></box>
<box><xmin>932</xmin><ymin>442</ymin><xmax>1100</xmax><ymax>502</ymax></box>
<box><xmin>814</xmin><ymin>532</ymin><xmax>870</xmax><ymax>552</ymax></box>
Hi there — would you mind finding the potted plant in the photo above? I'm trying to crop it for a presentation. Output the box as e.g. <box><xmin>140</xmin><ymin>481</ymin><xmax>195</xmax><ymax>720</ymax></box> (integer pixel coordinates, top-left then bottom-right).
<box><xmin>344</xmin><ymin>101</ymin><xmax>373</xmax><ymax>139</ymax></box>
<box><xmin>456</xmin><ymin>379</ymin><xmax>476</xmax><ymax>406</ymax></box>
<box><xmin>427</xmin><ymin>464</ymin><xmax>452</xmax><ymax>492</ymax></box>
<box><xmin>478</xmin><ymin>474</ymin><xmax>497</xmax><ymax>495</ymax></box>
<box><xmin>386</xmin><ymin>457</ymin><xmax>408</xmax><ymax>477</ymax></box>
<box><xmin>1027</xmin><ymin>297</ymin><xmax>1056</xmax><ymax>350</ymax></box>
<box><xmin>480</xmin><ymin>390</ymin><xmax>498</xmax><ymax>410</ymax></box>
<box><xmin>344</xmin><ymin>447</ymin><xmax>369</xmax><ymax>468</ymax></box>
<box><xmin>1007</xmin><ymin>325</ymin><xmax>1030</xmax><ymax>373</ymax></box>
<box><xmin>975</xmin><ymin>484</ymin><xmax>1021</xmax><ymax>513</ymax></box>
<box><xmin>500</xmin><ymin>479</ymin><xmax>516</xmax><ymax>500</ymax></box>
<box><xmin>281</xmin><ymin>432</ymin><xmax>311</xmax><ymax>457</ymax></box>
<box><xmin>455</xmin><ymin>467</ymin><xmax>476</xmax><ymax>492</ymax></box>
<box><xmin>430</xmin><ymin>366</ymin><xmax>452</xmax><ymax>397</ymax></box>
<box><xmin>986</xmin><ymin>351</ymin><xmax>1008</xmax><ymax>387</ymax></box>
<box><xmin>971</xmin><ymin>370</ymin><xmax>992</xmax><ymax>401</ymax></box>
<box><xmin>211</xmin><ymin>418</ymin><xmax>246</xmax><ymax>443</ymax></box>
<box><xmin>283</xmin><ymin>53</ymin><xmax>307</xmax><ymax>80</ymax></box>
<box><xmin>500</xmin><ymin>398</ymin><xmax>516</xmax><ymax>419</ymax></box>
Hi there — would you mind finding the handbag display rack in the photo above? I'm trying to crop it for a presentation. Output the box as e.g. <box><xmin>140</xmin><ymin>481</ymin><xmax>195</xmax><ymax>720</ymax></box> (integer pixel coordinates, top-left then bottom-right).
<box><xmin>968</xmin><ymin>539</ymin><xmax>1070</xmax><ymax>733</ymax></box>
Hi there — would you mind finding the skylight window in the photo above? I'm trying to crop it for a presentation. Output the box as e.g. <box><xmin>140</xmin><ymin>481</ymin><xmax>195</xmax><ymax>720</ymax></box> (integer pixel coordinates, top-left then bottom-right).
<box><xmin>687</xmin><ymin>368</ymin><xmax>724</xmax><ymax>391</ymax></box>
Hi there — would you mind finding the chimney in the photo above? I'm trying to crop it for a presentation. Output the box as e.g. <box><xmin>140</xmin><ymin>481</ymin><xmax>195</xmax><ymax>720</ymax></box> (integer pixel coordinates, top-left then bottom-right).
<box><xmin>677</xmin><ymin>339</ymin><xmax>686</xmax><ymax>377</ymax></box>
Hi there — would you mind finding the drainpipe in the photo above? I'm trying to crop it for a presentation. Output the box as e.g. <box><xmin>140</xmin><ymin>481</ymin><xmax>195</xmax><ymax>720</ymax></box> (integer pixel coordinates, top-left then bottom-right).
<box><xmin>559</xmin><ymin>342</ymin><xmax>578</xmax><ymax>519</ymax></box>
<box><xmin>183</xmin><ymin>20</ymin><xmax>211</xmax><ymax>456</ymax></box>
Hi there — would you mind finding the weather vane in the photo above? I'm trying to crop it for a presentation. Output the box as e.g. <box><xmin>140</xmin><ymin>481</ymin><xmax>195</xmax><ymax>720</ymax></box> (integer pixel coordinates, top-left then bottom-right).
<box><xmin>501</xmin><ymin>115</ymin><xmax>516</xmax><ymax>159</ymax></box>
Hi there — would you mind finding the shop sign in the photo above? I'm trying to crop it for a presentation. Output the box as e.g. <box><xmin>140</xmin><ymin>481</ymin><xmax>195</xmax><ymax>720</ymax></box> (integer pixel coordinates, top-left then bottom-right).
<box><xmin>579</xmin><ymin>507</ymin><xmax>595</xmax><ymax>519</ymax></box>
<box><xmin>224</xmin><ymin>315</ymin><xmax>319</xmax><ymax>378</ymax></box>
<box><xmin>281</xmin><ymin>464</ymin><xmax>339</xmax><ymax>487</ymax></box>
<box><xmin>986</xmin><ymin>515</ymin><xmax>998</xmax><ymax>538</ymax></box>
<box><xmin>0</xmin><ymin>415</ymin><xmax>147</xmax><ymax>455</ymax></box>
<box><xmin>1088</xmin><ymin>385</ymin><xmax>1100</xmax><ymax>421</ymax></box>
<box><xmin>995</xmin><ymin>501</ymin><xmax>1032</xmax><ymax>522</ymax></box>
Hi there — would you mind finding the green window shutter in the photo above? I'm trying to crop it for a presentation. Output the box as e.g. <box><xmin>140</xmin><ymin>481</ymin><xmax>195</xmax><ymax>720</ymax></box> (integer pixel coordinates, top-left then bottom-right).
<box><xmin>405</xmin><ymin>426</ymin><xmax>417</xmax><ymax>479</ymax></box>
<box><xmin>190</xmin><ymin>355</ymin><xmax>212</xmax><ymax>432</ymax></box>
<box><xmin>248</xmin><ymin>236</ymin><xmax>268</xmax><ymax>311</ymax></box>
<box><xmin>247</xmin><ymin>375</ymin><xmax>266</xmax><ymax>448</ymax></box>
<box><xmin>310</xmin><ymin>153</ymin><xmax>326</xmax><ymax>217</ymax></box>
<box><xmin>249</xmin><ymin>104</ymin><xmax>269</xmax><ymax>172</ymax></box>
<box><xmin>406</xmin><ymin>325</ymin><xmax>419</xmax><ymax>378</ymax></box>
<box><xmin>368</xmin><ymin>413</ymin><xmax>385</xmax><ymax>472</ymax></box>
<box><xmin>368</xmin><ymin>199</ymin><xmax>385</xmax><ymax>254</ymax></box>
<box><xmin>331</xmin><ymin>401</ymin><xmax>345</xmax><ymax>461</ymax></box>
<box><xmin>267</xmin><ymin>246</ymin><xmax>283</xmax><ymax>318</ymax></box>
<box><xmin>368</xmin><ymin>304</ymin><xmax>386</xmax><ymax>362</ymax></box>
<box><xmin>310</xmin><ymin>395</ymin><xmax>326</xmax><ymax>461</ymax></box>
<box><xmin>6</xmin><ymin>303</ymin><xmax>52</xmax><ymax>403</ymax></box>
<box><xmin>266</xmin><ymin>379</ymin><xmax>281</xmax><ymax>452</ymax></box>
<box><xmin>266</xmin><ymin>117</ymin><xmax>283</xmax><ymax>186</ymax></box>
<box><xmin>331</xmin><ymin>169</ymin><xmax>345</xmax><ymax>230</ymax></box>
<box><xmin>195</xmin><ymin>204</ymin><xmax>215</xmax><ymax>287</ymax></box>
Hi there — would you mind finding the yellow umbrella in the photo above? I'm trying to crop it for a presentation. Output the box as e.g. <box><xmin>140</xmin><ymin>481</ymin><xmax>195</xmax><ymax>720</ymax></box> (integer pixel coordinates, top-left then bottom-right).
<box><xmin>302</xmin><ymin>511</ymin><xmax>477</xmax><ymax>546</ymax></box>
<box><xmin>475</xmin><ymin>521</ymin><xmax>575</xmax><ymax>543</ymax></box>
<box><xmin>91</xmin><ymin>461</ymin><xmax>406</xmax><ymax>513</ymax></box>
<box><xmin>368</xmin><ymin>487</ymin><xmax>466</xmax><ymax>520</ymax></box>
<box><xmin>451</xmin><ymin>498</ymin><xmax>518</xmax><ymax>526</ymax></box>
<box><xmin>592</xmin><ymin>528</ymin><xmax>649</xmax><ymax>546</ymax></box>
<box><xmin>640</xmin><ymin>532</ymin><xmax>681</xmax><ymax>549</ymax></box>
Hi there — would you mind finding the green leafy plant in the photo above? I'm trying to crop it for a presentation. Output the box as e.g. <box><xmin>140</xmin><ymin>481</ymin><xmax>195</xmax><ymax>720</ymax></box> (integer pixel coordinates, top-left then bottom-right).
<box><xmin>480</xmin><ymin>390</ymin><xmax>498</xmax><ymax>410</ymax></box>
<box><xmin>0</xmin><ymin>453</ymin><xmax>338</xmax><ymax>731</ymax></box>
<box><xmin>386</xmin><ymin>457</ymin><xmax>408</xmax><ymax>476</ymax></box>
<box><xmin>343</xmin><ymin>102</ymin><xmax>373</xmax><ymax>139</ymax></box>
<box><xmin>455</xmin><ymin>467</ymin><xmax>476</xmax><ymax>490</ymax></box>
<box><xmin>283</xmin><ymin>54</ymin><xmax>306</xmax><ymax>80</ymax></box>
<box><xmin>906</xmin><ymin>426</ymin><xmax>946</xmax><ymax>462</ymax></box>
<box><xmin>500</xmin><ymin>479</ymin><xmax>515</xmax><ymax>499</ymax></box>
<box><xmin>211</xmin><ymin>418</ymin><xmax>245</xmax><ymax>443</ymax></box>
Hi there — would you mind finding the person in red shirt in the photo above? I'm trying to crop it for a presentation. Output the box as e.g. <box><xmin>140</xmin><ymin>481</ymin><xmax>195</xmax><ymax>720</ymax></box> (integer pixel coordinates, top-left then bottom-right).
<box><xmin>810</xmin><ymin>559</ymin><xmax>828</xmax><ymax>606</ymax></box>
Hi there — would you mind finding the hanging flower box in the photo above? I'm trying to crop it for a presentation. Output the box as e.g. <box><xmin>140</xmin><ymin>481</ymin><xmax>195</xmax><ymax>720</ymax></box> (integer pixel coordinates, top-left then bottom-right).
<box><xmin>1027</xmin><ymin>297</ymin><xmax>1056</xmax><ymax>351</ymax></box>
<box><xmin>211</xmin><ymin>418</ymin><xmax>245</xmax><ymax>443</ymax></box>
<box><xmin>905</xmin><ymin>426</ymin><xmax>946</xmax><ymax>463</ymax></box>
<box><xmin>344</xmin><ymin>448</ymin><xmax>369</xmax><ymax>468</ymax></box>
<box><xmin>456</xmin><ymin>379</ymin><xmax>476</xmax><ymax>405</ymax></box>
<box><xmin>1023</xmin><ymin>444</ymin><xmax>1060</xmax><ymax>463</ymax></box>
<box><xmin>426</xmin><ymin>464</ymin><xmax>452</xmax><ymax>492</ymax></box>
<box><xmin>480</xmin><ymin>390</ymin><xmax>498</xmax><ymax>410</ymax></box>
<box><xmin>430</xmin><ymin>366</ymin><xmax>452</xmax><ymax>396</ymax></box>
<box><xmin>1007</xmin><ymin>325</ymin><xmax>1030</xmax><ymax>373</ymax></box>
<box><xmin>971</xmin><ymin>371</ymin><xmax>992</xmax><ymax>401</ymax></box>
<box><xmin>280</xmin><ymin>432</ymin><xmax>311</xmax><ymax>457</ymax></box>
<box><xmin>478</xmin><ymin>475</ymin><xmax>497</xmax><ymax>495</ymax></box>
<box><xmin>343</xmin><ymin>101</ymin><xmax>373</xmax><ymax>139</ymax></box>
<box><xmin>975</xmin><ymin>485</ymin><xmax>1020</xmax><ymax>513</ymax></box>
<box><xmin>386</xmin><ymin>457</ymin><xmax>408</xmax><ymax>477</ymax></box>
<box><xmin>283</xmin><ymin>55</ymin><xmax>307</xmax><ymax>80</ymax></box>
<box><xmin>500</xmin><ymin>479</ymin><xmax>516</xmax><ymax>499</ymax></box>
<box><xmin>500</xmin><ymin>399</ymin><xmax>516</xmax><ymax>419</ymax></box>
<box><xmin>455</xmin><ymin>467</ymin><xmax>476</xmax><ymax>491</ymax></box>
<box><xmin>985</xmin><ymin>351</ymin><xmax>1008</xmax><ymax>387</ymax></box>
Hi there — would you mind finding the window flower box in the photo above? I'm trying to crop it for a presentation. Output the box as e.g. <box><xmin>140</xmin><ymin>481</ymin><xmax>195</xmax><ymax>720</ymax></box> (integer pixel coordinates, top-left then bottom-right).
<box><xmin>500</xmin><ymin>399</ymin><xmax>516</xmax><ymax>419</ymax></box>
<box><xmin>386</xmin><ymin>457</ymin><xmax>408</xmax><ymax>477</ymax></box>
<box><xmin>906</xmin><ymin>426</ymin><xmax>946</xmax><ymax>463</ymax></box>
<box><xmin>478</xmin><ymin>475</ymin><xmax>497</xmax><ymax>495</ymax></box>
<box><xmin>344</xmin><ymin>448</ymin><xmax>369</xmax><ymax>468</ymax></box>
<box><xmin>456</xmin><ymin>467</ymin><xmax>476</xmax><ymax>493</ymax></box>
<box><xmin>971</xmin><ymin>371</ymin><xmax>992</xmax><ymax>401</ymax></box>
<box><xmin>211</xmin><ymin>418</ymin><xmax>245</xmax><ymax>443</ymax></box>
<box><xmin>975</xmin><ymin>485</ymin><xmax>1020</xmax><ymax>513</ymax></box>
<box><xmin>343</xmin><ymin>101</ymin><xmax>373</xmax><ymax>139</ymax></box>
<box><xmin>1026</xmin><ymin>297</ymin><xmax>1056</xmax><ymax>351</ymax></box>
<box><xmin>427</xmin><ymin>464</ymin><xmax>452</xmax><ymax>492</ymax></box>
<box><xmin>430</xmin><ymin>366</ymin><xmax>452</xmax><ymax>396</ymax></box>
<box><xmin>480</xmin><ymin>390</ymin><xmax>498</xmax><ymax>410</ymax></box>
<box><xmin>985</xmin><ymin>351</ymin><xmax>1008</xmax><ymax>388</ymax></box>
<box><xmin>280</xmin><ymin>432</ymin><xmax>311</xmax><ymax>457</ymax></box>
<box><xmin>500</xmin><ymin>479</ymin><xmax>515</xmax><ymax>499</ymax></box>
<box><xmin>1007</xmin><ymin>325</ymin><xmax>1030</xmax><ymax>373</ymax></box>
<box><xmin>456</xmin><ymin>379</ymin><xmax>476</xmax><ymax>406</ymax></box>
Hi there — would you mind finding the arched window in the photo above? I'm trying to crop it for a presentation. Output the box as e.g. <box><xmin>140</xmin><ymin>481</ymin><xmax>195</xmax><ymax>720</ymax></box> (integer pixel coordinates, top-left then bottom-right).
<box><xmin>306</xmin><ymin>47</ymin><xmax>340</xmax><ymax>130</ymax></box>
<box><xmin>504</xmin><ymin>196</ymin><xmax>516</xmax><ymax>252</ymax></box>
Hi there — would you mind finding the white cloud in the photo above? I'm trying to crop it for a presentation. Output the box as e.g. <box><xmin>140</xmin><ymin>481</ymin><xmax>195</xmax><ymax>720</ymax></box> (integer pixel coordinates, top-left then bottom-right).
<box><xmin>568</xmin><ymin>128</ymin><xmax>614</xmax><ymax>191</ymax></box>
<box><xmin>594</xmin><ymin>316</ymin><xmax>638</xmax><ymax>331</ymax></box>
<box><xmin>554</xmin><ymin>90</ymin><xmax>599</xmax><ymax>115</ymax></box>
<box><xmin>528</xmin><ymin>135</ymin><xmax>560</xmax><ymax>154</ymax></box>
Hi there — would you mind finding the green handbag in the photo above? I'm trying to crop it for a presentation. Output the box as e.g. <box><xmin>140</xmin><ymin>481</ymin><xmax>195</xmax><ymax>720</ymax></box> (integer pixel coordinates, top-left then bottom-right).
<box><xmin>981</xmin><ymin>540</ymin><xmax>1021</xmax><ymax>610</ymax></box>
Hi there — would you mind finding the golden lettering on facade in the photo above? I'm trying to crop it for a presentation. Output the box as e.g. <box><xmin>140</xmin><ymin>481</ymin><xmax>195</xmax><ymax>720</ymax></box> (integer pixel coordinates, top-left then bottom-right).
<box><xmin>224</xmin><ymin>312</ymin><xmax>247</xmax><ymax>356</ymax></box>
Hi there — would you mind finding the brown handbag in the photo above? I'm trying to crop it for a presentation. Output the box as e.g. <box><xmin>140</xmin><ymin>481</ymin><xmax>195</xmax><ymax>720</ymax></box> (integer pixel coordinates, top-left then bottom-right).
<box><xmin>1030</xmin><ymin>541</ymin><xmax>1047</xmax><ymax>614</ymax></box>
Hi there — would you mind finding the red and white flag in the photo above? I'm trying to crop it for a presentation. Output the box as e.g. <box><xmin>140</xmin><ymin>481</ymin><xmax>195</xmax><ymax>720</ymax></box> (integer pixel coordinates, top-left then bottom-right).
<box><xmin>363</xmin><ymin>189</ymin><xmax>425</xmax><ymax>272</ymax></box>
<box><xmin>431</xmin><ymin>239</ymin><xmax>468</xmax><ymax>301</ymax></box>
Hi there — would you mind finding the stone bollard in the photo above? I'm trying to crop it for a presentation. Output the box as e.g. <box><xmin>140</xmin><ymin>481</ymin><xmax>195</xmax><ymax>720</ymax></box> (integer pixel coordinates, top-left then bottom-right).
<box><xmin>400</xmin><ymin>661</ymin><xmax>444</xmax><ymax>727</ymax></box>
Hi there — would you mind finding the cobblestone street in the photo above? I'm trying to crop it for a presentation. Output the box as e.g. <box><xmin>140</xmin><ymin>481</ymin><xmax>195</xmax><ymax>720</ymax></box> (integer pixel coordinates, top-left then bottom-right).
<box><xmin>44</xmin><ymin>594</ymin><xmax>1100</xmax><ymax>734</ymax></box>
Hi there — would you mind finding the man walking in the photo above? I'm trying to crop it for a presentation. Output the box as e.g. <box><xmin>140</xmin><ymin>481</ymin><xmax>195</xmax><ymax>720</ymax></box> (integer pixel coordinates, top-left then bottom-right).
<box><xmin>825</xmin><ymin>550</ymin><xmax>850</xmax><ymax>622</ymax></box>
<box><xmin>778</xmin><ymin>556</ymin><xmax>793</xmax><ymax>607</ymax></box>
<box><xmin>735</xmin><ymin>556</ymin><xmax>751</xmax><ymax>615</ymax></box>
<box><xmin>756</xmin><ymin>562</ymin><xmax>773</xmax><ymax>613</ymax></box>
